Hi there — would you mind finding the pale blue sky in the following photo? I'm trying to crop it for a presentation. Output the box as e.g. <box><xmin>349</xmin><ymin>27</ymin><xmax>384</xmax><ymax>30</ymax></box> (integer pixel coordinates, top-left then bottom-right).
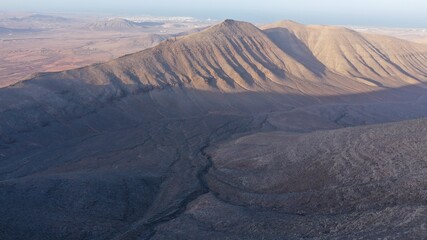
<box><xmin>1</xmin><ymin>0</ymin><xmax>425</xmax><ymax>27</ymax></box>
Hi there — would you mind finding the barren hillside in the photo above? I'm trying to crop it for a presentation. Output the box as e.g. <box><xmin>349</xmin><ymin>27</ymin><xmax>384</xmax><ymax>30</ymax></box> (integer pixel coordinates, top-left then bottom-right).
<box><xmin>263</xmin><ymin>21</ymin><xmax>427</xmax><ymax>87</ymax></box>
<box><xmin>1</xmin><ymin>20</ymin><xmax>427</xmax><ymax>239</ymax></box>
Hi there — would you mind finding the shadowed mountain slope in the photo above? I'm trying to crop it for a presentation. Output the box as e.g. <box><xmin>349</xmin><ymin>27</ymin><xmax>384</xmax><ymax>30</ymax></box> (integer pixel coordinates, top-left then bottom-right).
<box><xmin>156</xmin><ymin>117</ymin><xmax>427</xmax><ymax>239</ymax></box>
<box><xmin>2</xmin><ymin>20</ymin><xmax>427</xmax><ymax>240</ymax></box>
<box><xmin>5</xmin><ymin>20</ymin><xmax>427</xmax><ymax>135</ymax></box>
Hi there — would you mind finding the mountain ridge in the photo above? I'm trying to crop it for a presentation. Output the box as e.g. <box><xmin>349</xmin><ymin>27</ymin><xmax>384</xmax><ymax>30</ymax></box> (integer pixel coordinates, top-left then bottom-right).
<box><xmin>1</xmin><ymin>19</ymin><xmax>427</xmax><ymax>136</ymax></box>
<box><xmin>3</xmin><ymin>19</ymin><xmax>427</xmax><ymax>240</ymax></box>
<box><xmin>262</xmin><ymin>21</ymin><xmax>427</xmax><ymax>87</ymax></box>
<box><xmin>10</xmin><ymin>19</ymin><xmax>427</xmax><ymax>92</ymax></box>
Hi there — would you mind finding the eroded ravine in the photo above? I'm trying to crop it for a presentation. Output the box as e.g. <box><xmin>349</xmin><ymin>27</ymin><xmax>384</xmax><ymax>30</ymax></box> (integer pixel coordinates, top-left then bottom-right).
<box><xmin>108</xmin><ymin>113</ymin><xmax>273</xmax><ymax>240</ymax></box>
<box><xmin>150</xmin><ymin>118</ymin><xmax>427</xmax><ymax>239</ymax></box>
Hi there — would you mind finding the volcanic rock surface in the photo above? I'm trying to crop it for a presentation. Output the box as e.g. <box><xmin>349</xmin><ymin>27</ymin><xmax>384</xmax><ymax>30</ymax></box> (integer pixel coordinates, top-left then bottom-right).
<box><xmin>1</xmin><ymin>20</ymin><xmax>427</xmax><ymax>239</ymax></box>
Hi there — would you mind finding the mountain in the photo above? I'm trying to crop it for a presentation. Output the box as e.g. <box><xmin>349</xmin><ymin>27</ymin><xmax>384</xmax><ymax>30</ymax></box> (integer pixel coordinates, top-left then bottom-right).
<box><xmin>8</xmin><ymin>14</ymin><xmax>70</xmax><ymax>23</ymax></box>
<box><xmin>1</xmin><ymin>19</ymin><xmax>427</xmax><ymax>240</ymax></box>
<box><xmin>0</xmin><ymin>20</ymin><xmax>320</xmax><ymax>134</ymax></box>
<box><xmin>263</xmin><ymin>20</ymin><xmax>427</xmax><ymax>87</ymax></box>
<box><xmin>2</xmin><ymin>20</ymin><xmax>426</xmax><ymax>135</ymax></box>
<box><xmin>88</xmin><ymin>18</ymin><xmax>145</xmax><ymax>31</ymax></box>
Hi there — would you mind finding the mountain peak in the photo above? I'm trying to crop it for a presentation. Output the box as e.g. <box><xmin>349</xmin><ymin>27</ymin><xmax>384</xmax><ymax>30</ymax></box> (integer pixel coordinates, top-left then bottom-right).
<box><xmin>203</xmin><ymin>19</ymin><xmax>262</xmax><ymax>37</ymax></box>
<box><xmin>262</xmin><ymin>20</ymin><xmax>304</xmax><ymax>30</ymax></box>
<box><xmin>222</xmin><ymin>19</ymin><xmax>237</xmax><ymax>25</ymax></box>
<box><xmin>217</xmin><ymin>19</ymin><xmax>251</xmax><ymax>29</ymax></box>
<box><xmin>277</xmin><ymin>20</ymin><xmax>303</xmax><ymax>26</ymax></box>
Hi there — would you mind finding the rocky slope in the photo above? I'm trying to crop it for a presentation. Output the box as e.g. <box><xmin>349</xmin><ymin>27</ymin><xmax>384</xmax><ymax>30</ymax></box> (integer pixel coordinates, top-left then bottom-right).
<box><xmin>155</xmin><ymin>117</ymin><xmax>427</xmax><ymax>239</ymax></box>
<box><xmin>263</xmin><ymin>20</ymin><xmax>427</xmax><ymax>87</ymax></box>
<box><xmin>3</xmin><ymin>20</ymin><xmax>427</xmax><ymax>136</ymax></box>
<box><xmin>1</xmin><ymin>19</ymin><xmax>427</xmax><ymax>239</ymax></box>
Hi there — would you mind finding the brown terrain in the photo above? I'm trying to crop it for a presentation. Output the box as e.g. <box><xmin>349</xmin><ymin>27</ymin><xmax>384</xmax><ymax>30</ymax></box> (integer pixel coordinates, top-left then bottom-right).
<box><xmin>1</xmin><ymin>19</ymin><xmax>427</xmax><ymax>239</ymax></box>
<box><xmin>0</xmin><ymin>14</ymin><xmax>211</xmax><ymax>87</ymax></box>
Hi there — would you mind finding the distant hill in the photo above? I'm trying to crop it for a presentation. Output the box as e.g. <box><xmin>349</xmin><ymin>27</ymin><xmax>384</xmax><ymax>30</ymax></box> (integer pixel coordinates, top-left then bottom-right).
<box><xmin>88</xmin><ymin>18</ymin><xmax>141</xmax><ymax>31</ymax></box>
<box><xmin>8</xmin><ymin>14</ymin><xmax>70</xmax><ymax>22</ymax></box>
<box><xmin>87</xmin><ymin>18</ymin><xmax>163</xmax><ymax>31</ymax></box>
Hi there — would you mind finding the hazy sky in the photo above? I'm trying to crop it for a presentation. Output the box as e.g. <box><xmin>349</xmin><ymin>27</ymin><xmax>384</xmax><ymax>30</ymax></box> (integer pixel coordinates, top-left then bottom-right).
<box><xmin>1</xmin><ymin>0</ymin><xmax>426</xmax><ymax>27</ymax></box>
